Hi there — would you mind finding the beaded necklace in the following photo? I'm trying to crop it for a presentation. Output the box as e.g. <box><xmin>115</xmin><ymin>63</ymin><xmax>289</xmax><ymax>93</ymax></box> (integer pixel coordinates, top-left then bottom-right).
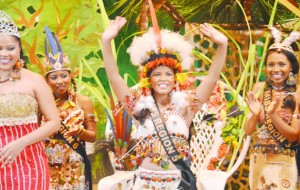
<box><xmin>271</xmin><ymin>83</ymin><xmax>287</xmax><ymax>91</ymax></box>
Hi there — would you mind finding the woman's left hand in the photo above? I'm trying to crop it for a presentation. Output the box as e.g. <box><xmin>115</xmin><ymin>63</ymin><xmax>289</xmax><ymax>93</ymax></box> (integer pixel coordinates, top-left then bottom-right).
<box><xmin>64</xmin><ymin>125</ymin><xmax>84</xmax><ymax>138</ymax></box>
<box><xmin>267</xmin><ymin>92</ymin><xmax>281</xmax><ymax>115</ymax></box>
<box><xmin>0</xmin><ymin>139</ymin><xmax>26</xmax><ymax>167</ymax></box>
<box><xmin>200</xmin><ymin>23</ymin><xmax>228</xmax><ymax>45</ymax></box>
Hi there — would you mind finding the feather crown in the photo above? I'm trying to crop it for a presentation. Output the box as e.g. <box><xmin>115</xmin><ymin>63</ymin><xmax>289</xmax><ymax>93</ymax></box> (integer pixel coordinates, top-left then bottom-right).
<box><xmin>127</xmin><ymin>0</ymin><xmax>194</xmax><ymax>78</ymax></box>
<box><xmin>44</xmin><ymin>26</ymin><xmax>70</xmax><ymax>75</ymax></box>
<box><xmin>269</xmin><ymin>27</ymin><xmax>300</xmax><ymax>53</ymax></box>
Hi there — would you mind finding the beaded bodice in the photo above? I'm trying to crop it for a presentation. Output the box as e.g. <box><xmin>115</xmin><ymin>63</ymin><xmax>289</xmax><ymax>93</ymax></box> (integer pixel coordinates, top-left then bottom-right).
<box><xmin>125</xmin><ymin>93</ymin><xmax>190</xmax><ymax>170</ymax></box>
<box><xmin>0</xmin><ymin>92</ymin><xmax>38</xmax><ymax>126</ymax></box>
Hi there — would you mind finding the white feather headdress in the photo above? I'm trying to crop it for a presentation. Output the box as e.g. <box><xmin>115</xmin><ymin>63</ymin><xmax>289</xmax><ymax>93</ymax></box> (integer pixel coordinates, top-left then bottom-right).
<box><xmin>127</xmin><ymin>28</ymin><xmax>194</xmax><ymax>70</ymax></box>
<box><xmin>127</xmin><ymin>0</ymin><xmax>194</xmax><ymax>78</ymax></box>
<box><xmin>269</xmin><ymin>27</ymin><xmax>300</xmax><ymax>53</ymax></box>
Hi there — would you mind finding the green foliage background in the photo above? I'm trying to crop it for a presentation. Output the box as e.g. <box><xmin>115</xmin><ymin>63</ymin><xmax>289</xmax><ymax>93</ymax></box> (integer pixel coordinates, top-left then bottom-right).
<box><xmin>1</xmin><ymin>0</ymin><xmax>140</xmax><ymax>140</ymax></box>
<box><xmin>1</xmin><ymin>0</ymin><xmax>299</xmax><ymax>185</ymax></box>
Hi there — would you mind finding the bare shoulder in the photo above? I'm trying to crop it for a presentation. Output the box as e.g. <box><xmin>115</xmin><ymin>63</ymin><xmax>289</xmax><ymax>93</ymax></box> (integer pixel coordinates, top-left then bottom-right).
<box><xmin>21</xmin><ymin>69</ymin><xmax>46</xmax><ymax>84</ymax></box>
<box><xmin>21</xmin><ymin>69</ymin><xmax>51</xmax><ymax>95</ymax></box>
<box><xmin>76</xmin><ymin>93</ymin><xmax>94</xmax><ymax>109</ymax></box>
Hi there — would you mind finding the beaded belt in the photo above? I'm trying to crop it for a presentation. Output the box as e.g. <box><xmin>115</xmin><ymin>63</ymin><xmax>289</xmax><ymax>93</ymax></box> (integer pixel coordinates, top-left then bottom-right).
<box><xmin>251</xmin><ymin>144</ymin><xmax>295</xmax><ymax>157</ymax></box>
<box><xmin>134</xmin><ymin>167</ymin><xmax>181</xmax><ymax>189</ymax></box>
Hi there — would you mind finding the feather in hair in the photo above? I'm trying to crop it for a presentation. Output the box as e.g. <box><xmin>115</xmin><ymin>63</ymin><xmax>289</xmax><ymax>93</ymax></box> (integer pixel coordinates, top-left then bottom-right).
<box><xmin>283</xmin><ymin>31</ymin><xmax>300</xmax><ymax>46</ymax></box>
<box><xmin>270</xmin><ymin>27</ymin><xmax>282</xmax><ymax>44</ymax></box>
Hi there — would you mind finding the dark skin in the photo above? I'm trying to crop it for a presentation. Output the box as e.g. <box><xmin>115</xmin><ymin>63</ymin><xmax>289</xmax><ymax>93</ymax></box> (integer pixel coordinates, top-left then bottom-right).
<box><xmin>0</xmin><ymin>35</ymin><xmax>60</xmax><ymax>166</ymax></box>
<box><xmin>245</xmin><ymin>51</ymin><xmax>300</xmax><ymax>142</ymax></box>
<box><xmin>46</xmin><ymin>70</ymin><xmax>96</xmax><ymax>142</ymax></box>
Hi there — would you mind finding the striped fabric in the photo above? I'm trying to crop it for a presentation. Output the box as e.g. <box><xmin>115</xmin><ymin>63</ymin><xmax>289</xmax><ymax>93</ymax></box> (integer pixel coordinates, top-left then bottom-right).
<box><xmin>0</xmin><ymin>123</ymin><xmax>49</xmax><ymax>190</ymax></box>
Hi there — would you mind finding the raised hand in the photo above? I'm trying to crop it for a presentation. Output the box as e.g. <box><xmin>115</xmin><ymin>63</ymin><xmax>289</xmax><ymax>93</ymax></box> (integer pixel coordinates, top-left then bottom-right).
<box><xmin>267</xmin><ymin>92</ymin><xmax>281</xmax><ymax>115</ymax></box>
<box><xmin>200</xmin><ymin>23</ymin><xmax>228</xmax><ymax>46</ymax></box>
<box><xmin>246</xmin><ymin>91</ymin><xmax>261</xmax><ymax>117</ymax></box>
<box><xmin>102</xmin><ymin>16</ymin><xmax>127</xmax><ymax>41</ymax></box>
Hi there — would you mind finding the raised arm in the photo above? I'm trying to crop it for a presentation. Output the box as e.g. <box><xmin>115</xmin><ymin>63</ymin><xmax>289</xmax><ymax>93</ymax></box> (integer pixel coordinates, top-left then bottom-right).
<box><xmin>196</xmin><ymin>23</ymin><xmax>228</xmax><ymax>103</ymax></box>
<box><xmin>101</xmin><ymin>16</ymin><xmax>130</xmax><ymax>102</ymax></box>
<box><xmin>244</xmin><ymin>83</ymin><xmax>264</xmax><ymax>135</ymax></box>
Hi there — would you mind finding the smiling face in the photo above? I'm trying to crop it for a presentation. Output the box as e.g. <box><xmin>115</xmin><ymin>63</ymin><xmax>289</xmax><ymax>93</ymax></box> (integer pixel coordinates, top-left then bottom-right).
<box><xmin>266</xmin><ymin>51</ymin><xmax>292</xmax><ymax>87</ymax></box>
<box><xmin>46</xmin><ymin>70</ymin><xmax>71</xmax><ymax>97</ymax></box>
<box><xmin>150</xmin><ymin>65</ymin><xmax>175</xmax><ymax>96</ymax></box>
<box><xmin>0</xmin><ymin>35</ymin><xmax>20</xmax><ymax>71</ymax></box>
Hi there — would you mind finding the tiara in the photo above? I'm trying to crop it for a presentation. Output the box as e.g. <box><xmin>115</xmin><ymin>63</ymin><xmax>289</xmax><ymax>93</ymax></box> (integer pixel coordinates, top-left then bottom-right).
<box><xmin>44</xmin><ymin>26</ymin><xmax>70</xmax><ymax>75</ymax></box>
<box><xmin>0</xmin><ymin>10</ymin><xmax>20</xmax><ymax>38</ymax></box>
<box><xmin>269</xmin><ymin>27</ymin><xmax>300</xmax><ymax>53</ymax></box>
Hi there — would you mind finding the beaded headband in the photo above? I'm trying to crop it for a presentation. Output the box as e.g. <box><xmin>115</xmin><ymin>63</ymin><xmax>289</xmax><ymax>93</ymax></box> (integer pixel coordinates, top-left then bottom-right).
<box><xmin>44</xmin><ymin>26</ymin><xmax>70</xmax><ymax>75</ymax></box>
<box><xmin>0</xmin><ymin>10</ymin><xmax>20</xmax><ymax>38</ymax></box>
<box><xmin>269</xmin><ymin>27</ymin><xmax>300</xmax><ymax>53</ymax></box>
<box><xmin>127</xmin><ymin>0</ymin><xmax>194</xmax><ymax>78</ymax></box>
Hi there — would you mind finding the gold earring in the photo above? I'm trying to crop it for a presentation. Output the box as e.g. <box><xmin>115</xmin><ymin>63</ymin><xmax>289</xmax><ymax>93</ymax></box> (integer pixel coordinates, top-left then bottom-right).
<box><xmin>14</xmin><ymin>58</ymin><xmax>24</xmax><ymax>70</ymax></box>
<box><xmin>9</xmin><ymin>59</ymin><xmax>24</xmax><ymax>81</ymax></box>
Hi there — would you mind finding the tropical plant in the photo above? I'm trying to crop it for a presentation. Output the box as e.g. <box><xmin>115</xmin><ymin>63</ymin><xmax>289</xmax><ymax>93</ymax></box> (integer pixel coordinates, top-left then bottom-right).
<box><xmin>109</xmin><ymin>0</ymin><xmax>300</xmax><ymax>27</ymax></box>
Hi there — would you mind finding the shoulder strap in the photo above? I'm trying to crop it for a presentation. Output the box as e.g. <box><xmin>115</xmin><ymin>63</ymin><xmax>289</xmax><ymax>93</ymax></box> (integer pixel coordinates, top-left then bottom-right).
<box><xmin>150</xmin><ymin>108</ymin><xmax>196</xmax><ymax>190</ymax></box>
<box><xmin>55</xmin><ymin>122</ymin><xmax>92</xmax><ymax>190</ymax></box>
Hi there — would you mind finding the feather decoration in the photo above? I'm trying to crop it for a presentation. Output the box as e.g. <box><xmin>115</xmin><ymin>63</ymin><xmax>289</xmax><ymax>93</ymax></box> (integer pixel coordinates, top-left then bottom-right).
<box><xmin>106</xmin><ymin>96</ymin><xmax>133</xmax><ymax>158</ymax></box>
<box><xmin>283</xmin><ymin>31</ymin><xmax>300</xmax><ymax>46</ymax></box>
<box><xmin>148</xmin><ymin>0</ymin><xmax>161</xmax><ymax>47</ymax></box>
<box><xmin>105</xmin><ymin>108</ymin><xmax>116</xmax><ymax>140</ymax></box>
<box><xmin>270</xmin><ymin>27</ymin><xmax>282</xmax><ymax>44</ymax></box>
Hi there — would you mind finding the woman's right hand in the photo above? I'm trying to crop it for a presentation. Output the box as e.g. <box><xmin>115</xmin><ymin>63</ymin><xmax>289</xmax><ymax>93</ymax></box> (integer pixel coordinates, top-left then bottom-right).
<box><xmin>246</xmin><ymin>91</ymin><xmax>261</xmax><ymax>117</ymax></box>
<box><xmin>102</xmin><ymin>16</ymin><xmax>127</xmax><ymax>41</ymax></box>
<box><xmin>0</xmin><ymin>139</ymin><xmax>26</xmax><ymax>167</ymax></box>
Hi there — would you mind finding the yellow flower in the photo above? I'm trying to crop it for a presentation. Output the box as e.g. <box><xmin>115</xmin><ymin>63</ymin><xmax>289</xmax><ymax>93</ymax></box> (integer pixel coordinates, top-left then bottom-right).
<box><xmin>139</xmin><ymin>78</ymin><xmax>151</xmax><ymax>88</ymax></box>
<box><xmin>175</xmin><ymin>73</ymin><xmax>188</xmax><ymax>85</ymax></box>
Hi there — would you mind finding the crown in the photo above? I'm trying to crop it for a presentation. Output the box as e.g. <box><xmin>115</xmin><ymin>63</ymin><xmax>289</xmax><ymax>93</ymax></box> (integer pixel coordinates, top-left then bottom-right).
<box><xmin>44</xmin><ymin>26</ymin><xmax>70</xmax><ymax>75</ymax></box>
<box><xmin>127</xmin><ymin>28</ymin><xmax>194</xmax><ymax>78</ymax></box>
<box><xmin>269</xmin><ymin>27</ymin><xmax>300</xmax><ymax>53</ymax></box>
<box><xmin>0</xmin><ymin>10</ymin><xmax>20</xmax><ymax>38</ymax></box>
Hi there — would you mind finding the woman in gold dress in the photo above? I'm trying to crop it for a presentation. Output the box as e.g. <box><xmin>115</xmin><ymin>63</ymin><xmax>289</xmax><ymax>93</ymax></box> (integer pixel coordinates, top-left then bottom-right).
<box><xmin>0</xmin><ymin>11</ymin><xmax>60</xmax><ymax>189</ymax></box>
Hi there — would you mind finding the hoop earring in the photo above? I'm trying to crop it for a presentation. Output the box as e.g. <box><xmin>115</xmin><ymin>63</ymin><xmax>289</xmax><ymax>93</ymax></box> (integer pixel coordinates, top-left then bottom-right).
<box><xmin>287</xmin><ymin>72</ymin><xmax>296</xmax><ymax>86</ymax></box>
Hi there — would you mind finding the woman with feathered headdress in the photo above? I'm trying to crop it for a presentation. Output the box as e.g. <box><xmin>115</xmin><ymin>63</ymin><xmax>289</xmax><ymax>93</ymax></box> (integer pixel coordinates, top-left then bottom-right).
<box><xmin>245</xmin><ymin>27</ymin><xmax>300</xmax><ymax>189</ymax></box>
<box><xmin>42</xmin><ymin>26</ymin><xmax>96</xmax><ymax>190</ymax></box>
<box><xmin>99</xmin><ymin>0</ymin><xmax>228</xmax><ymax>189</ymax></box>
